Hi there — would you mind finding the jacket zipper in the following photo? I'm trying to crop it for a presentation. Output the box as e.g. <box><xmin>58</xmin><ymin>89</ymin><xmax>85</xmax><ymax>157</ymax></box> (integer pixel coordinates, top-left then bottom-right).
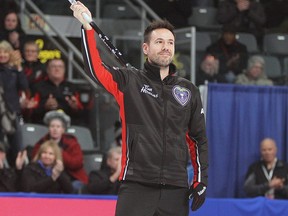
<box><xmin>160</xmin><ymin>82</ymin><xmax>167</xmax><ymax>185</ymax></box>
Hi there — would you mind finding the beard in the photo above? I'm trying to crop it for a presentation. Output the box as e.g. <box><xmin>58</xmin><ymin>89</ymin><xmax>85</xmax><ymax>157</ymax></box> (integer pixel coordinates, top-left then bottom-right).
<box><xmin>149</xmin><ymin>53</ymin><xmax>173</xmax><ymax>68</ymax></box>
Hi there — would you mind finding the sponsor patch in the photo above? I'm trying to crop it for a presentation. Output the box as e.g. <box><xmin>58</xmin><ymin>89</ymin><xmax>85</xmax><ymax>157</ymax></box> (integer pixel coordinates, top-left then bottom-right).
<box><xmin>172</xmin><ymin>85</ymin><xmax>191</xmax><ymax>106</ymax></box>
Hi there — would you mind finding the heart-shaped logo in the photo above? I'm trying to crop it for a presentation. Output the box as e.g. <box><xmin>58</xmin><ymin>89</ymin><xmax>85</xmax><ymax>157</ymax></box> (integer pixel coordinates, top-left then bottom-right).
<box><xmin>172</xmin><ymin>85</ymin><xmax>191</xmax><ymax>106</ymax></box>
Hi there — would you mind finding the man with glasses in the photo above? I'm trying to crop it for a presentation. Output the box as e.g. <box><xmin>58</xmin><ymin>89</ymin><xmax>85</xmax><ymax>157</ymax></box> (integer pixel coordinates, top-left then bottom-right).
<box><xmin>22</xmin><ymin>41</ymin><xmax>46</xmax><ymax>91</ymax></box>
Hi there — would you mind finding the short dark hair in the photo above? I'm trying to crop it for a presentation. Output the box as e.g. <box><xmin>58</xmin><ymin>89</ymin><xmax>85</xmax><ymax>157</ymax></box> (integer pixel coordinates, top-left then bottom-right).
<box><xmin>144</xmin><ymin>19</ymin><xmax>175</xmax><ymax>43</ymax></box>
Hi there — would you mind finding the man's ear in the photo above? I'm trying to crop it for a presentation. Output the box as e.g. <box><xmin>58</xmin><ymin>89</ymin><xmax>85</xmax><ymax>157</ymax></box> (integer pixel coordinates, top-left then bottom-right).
<box><xmin>142</xmin><ymin>43</ymin><xmax>148</xmax><ymax>55</ymax></box>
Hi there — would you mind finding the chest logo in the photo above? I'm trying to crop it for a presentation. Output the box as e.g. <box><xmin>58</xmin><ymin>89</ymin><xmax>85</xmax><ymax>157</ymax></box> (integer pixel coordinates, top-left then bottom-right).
<box><xmin>140</xmin><ymin>84</ymin><xmax>158</xmax><ymax>98</ymax></box>
<box><xmin>172</xmin><ymin>85</ymin><xmax>191</xmax><ymax>106</ymax></box>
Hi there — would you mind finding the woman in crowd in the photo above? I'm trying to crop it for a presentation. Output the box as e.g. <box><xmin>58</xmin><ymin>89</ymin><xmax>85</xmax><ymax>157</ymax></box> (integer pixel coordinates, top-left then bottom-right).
<box><xmin>235</xmin><ymin>55</ymin><xmax>273</xmax><ymax>86</ymax></box>
<box><xmin>0</xmin><ymin>40</ymin><xmax>34</xmax><ymax>166</ymax></box>
<box><xmin>32</xmin><ymin>110</ymin><xmax>88</xmax><ymax>192</ymax></box>
<box><xmin>21</xmin><ymin>140</ymin><xmax>73</xmax><ymax>193</ymax></box>
<box><xmin>0</xmin><ymin>11</ymin><xmax>26</xmax><ymax>50</ymax></box>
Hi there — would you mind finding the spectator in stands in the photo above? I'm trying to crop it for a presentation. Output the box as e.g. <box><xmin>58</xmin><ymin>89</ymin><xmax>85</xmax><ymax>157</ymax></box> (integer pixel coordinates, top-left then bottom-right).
<box><xmin>22</xmin><ymin>40</ymin><xmax>47</xmax><ymax>91</ymax></box>
<box><xmin>244</xmin><ymin>138</ymin><xmax>288</xmax><ymax>199</ymax></box>
<box><xmin>0</xmin><ymin>0</ymin><xmax>19</xmax><ymax>25</ymax></box>
<box><xmin>217</xmin><ymin>0</ymin><xmax>266</xmax><ymax>46</ymax></box>
<box><xmin>84</xmin><ymin>146</ymin><xmax>121</xmax><ymax>195</ymax></box>
<box><xmin>22</xmin><ymin>140</ymin><xmax>73</xmax><ymax>193</ymax></box>
<box><xmin>0</xmin><ymin>11</ymin><xmax>26</xmax><ymax>50</ymax></box>
<box><xmin>21</xmin><ymin>41</ymin><xmax>47</xmax><ymax>122</ymax></box>
<box><xmin>31</xmin><ymin>58</ymin><xmax>83</xmax><ymax>124</ymax></box>
<box><xmin>196</xmin><ymin>54</ymin><xmax>222</xmax><ymax>85</ymax></box>
<box><xmin>235</xmin><ymin>55</ymin><xmax>273</xmax><ymax>86</ymax></box>
<box><xmin>259</xmin><ymin>0</ymin><xmax>288</xmax><ymax>33</ymax></box>
<box><xmin>31</xmin><ymin>110</ymin><xmax>88</xmax><ymax>193</ymax></box>
<box><xmin>144</xmin><ymin>0</ymin><xmax>192</xmax><ymax>28</ymax></box>
<box><xmin>0</xmin><ymin>40</ymin><xmax>35</xmax><ymax>166</ymax></box>
<box><xmin>200</xmin><ymin>25</ymin><xmax>248</xmax><ymax>84</ymax></box>
<box><xmin>0</xmin><ymin>141</ymin><xmax>27</xmax><ymax>192</ymax></box>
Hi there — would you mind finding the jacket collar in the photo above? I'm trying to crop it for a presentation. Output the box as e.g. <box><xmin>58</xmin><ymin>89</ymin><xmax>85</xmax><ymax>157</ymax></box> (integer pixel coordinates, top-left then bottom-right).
<box><xmin>143</xmin><ymin>60</ymin><xmax>177</xmax><ymax>82</ymax></box>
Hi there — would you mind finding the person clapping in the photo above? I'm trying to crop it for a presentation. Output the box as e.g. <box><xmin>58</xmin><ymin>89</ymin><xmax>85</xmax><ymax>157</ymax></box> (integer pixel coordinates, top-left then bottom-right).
<box><xmin>21</xmin><ymin>140</ymin><xmax>73</xmax><ymax>194</ymax></box>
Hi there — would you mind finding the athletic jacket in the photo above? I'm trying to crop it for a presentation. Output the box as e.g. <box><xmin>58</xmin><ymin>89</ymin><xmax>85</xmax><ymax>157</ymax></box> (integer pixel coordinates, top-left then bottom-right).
<box><xmin>81</xmin><ymin>28</ymin><xmax>208</xmax><ymax>188</ymax></box>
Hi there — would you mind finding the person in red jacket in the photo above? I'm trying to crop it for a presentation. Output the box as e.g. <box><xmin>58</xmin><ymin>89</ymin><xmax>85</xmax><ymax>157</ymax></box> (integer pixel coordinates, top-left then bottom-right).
<box><xmin>32</xmin><ymin>109</ymin><xmax>88</xmax><ymax>193</ymax></box>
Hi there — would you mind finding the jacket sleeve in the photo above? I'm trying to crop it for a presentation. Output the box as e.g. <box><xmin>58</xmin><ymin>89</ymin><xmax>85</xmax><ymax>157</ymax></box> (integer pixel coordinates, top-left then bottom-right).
<box><xmin>80</xmin><ymin>27</ymin><xmax>129</xmax><ymax>103</ymax></box>
<box><xmin>56</xmin><ymin>172</ymin><xmax>73</xmax><ymax>194</ymax></box>
<box><xmin>244</xmin><ymin>163</ymin><xmax>270</xmax><ymax>197</ymax></box>
<box><xmin>247</xmin><ymin>2</ymin><xmax>266</xmax><ymax>26</ymax></box>
<box><xmin>244</xmin><ymin>171</ymin><xmax>269</xmax><ymax>197</ymax></box>
<box><xmin>61</xmin><ymin>135</ymin><xmax>84</xmax><ymax>170</ymax></box>
<box><xmin>186</xmin><ymin>86</ymin><xmax>208</xmax><ymax>186</ymax></box>
<box><xmin>21</xmin><ymin>165</ymin><xmax>55</xmax><ymax>193</ymax></box>
<box><xmin>17</xmin><ymin>70</ymin><xmax>29</xmax><ymax>91</ymax></box>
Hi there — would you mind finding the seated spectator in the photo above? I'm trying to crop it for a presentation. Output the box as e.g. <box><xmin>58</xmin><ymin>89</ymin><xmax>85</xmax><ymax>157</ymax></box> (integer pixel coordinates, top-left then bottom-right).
<box><xmin>0</xmin><ymin>40</ymin><xmax>34</xmax><ymax>166</ymax></box>
<box><xmin>0</xmin><ymin>11</ymin><xmax>26</xmax><ymax>50</ymax></box>
<box><xmin>31</xmin><ymin>58</ymin><xmax>84</xmax><ymax>124</ymax></box>
<box><xmin>217</xmin><ymin>0</ymin><xmax>266</xmax><ymax>46</ymax></box>
<box><xmin>235</xmin><ymin>55</ymin><xmax>273</xmax><ymax>86</ymax></box>
<box><xmin>32</xmin><ymin>110</ymin><xmax>88</xmax><ymax>193</ymax></box>
<box><xmin>21</xmin><ymin>140</ymin><xmax>73</xmax><ymax>194</ymax></box>
<box><xmin>22</xmin><ymin>40</ymin><xmax>47</xmax><ymax>91</ymax></box>
<box><xmin>196</xmin><ymin>54</ymin><xmax>222</xmax><ymax>85</ymax></box>
<box><xmin>244</xmin><ymin>138</ymin><xmax>288</xmax><ymax>199</ymax></box>
<box><xmin>84</xmin><ymin>146</ymin><xmax>121</xmax><ymax>195</ymax></box>
<box><xmin>0</xmin><ymin>0</ymin><xmax>19</xmax><ymax>25</ymax></box>
<box><xmin>0</xmin><ymin>141</ymin><xmax>27</xmax><ymax>192</ymax></box>
<box><xmin>199</xmin><ymin>25</ymin><xmax>248</xmax><ymax>84</ymax></box>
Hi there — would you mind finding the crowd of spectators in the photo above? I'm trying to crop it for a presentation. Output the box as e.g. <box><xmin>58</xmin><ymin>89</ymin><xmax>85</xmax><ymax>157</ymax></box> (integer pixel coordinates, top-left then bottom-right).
<box><xmin>0</xmin><ymin>0</ymin><xmax>288</xmax><ymax>197</ymax></box>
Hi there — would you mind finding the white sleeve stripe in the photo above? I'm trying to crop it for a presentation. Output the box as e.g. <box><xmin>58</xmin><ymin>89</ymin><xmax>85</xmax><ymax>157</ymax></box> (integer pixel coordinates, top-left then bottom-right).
<box><xmin>122</xmin><ymin>127</ymin><xmax>130</xmax><ymax>180</ymax></box>
<box><xmin>81</xmin><ymin>28</ymin><xmax>98</xmax><ymax>81</ymax></box>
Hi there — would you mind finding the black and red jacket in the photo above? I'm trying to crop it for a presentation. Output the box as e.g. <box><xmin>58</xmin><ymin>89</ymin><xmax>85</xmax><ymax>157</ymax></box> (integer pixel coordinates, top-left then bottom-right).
<box><xmin>81</xmin><ymin>28</ymin><xmax>208</xmax><ymax>188</ymax></box>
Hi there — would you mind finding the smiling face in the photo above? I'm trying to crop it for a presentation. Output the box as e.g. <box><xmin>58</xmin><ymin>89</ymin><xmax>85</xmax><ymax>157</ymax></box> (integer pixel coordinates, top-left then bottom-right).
<box><xmin>142</xmin><ymin>28</ymin><xmax>175</xmax><ymax>68</ymax></box>
<box><xmin>40</xmin><ymin>146</ymin><xmax>56</xmax><ymax>167</ymax></box>
<box><xmin>0</xmin><ymin>49</ymin><xmax>10</xmax><ymax>64</ymax></box>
